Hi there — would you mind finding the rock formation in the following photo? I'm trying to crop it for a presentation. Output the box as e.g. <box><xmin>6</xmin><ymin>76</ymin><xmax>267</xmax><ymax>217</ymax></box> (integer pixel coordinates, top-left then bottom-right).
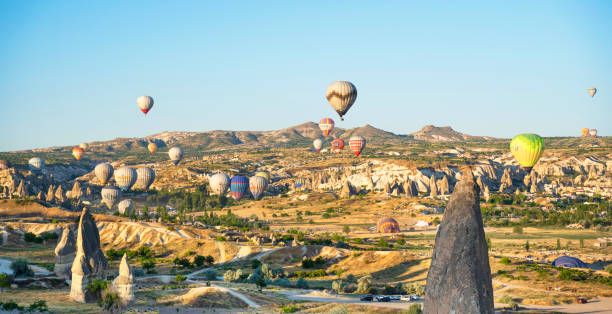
<box><xmin>424</xmin><ymin>168</ymin><xmax>494</xmax><ymax>313</ymax></box>
<box><xmin>501</xmin><ymin>168</ymin><xmax>513</xmax><ymax>188</ymax></box>
<box><xmin>340</xmin><ymin>180</ymin><xmax>355</xmax><ymax>198</ymax></box>
<box><xmin>55</xmin><ymin>185</ymin><xmax>66</xmax><ymax>203</ymax></box>
<box><xmin>112</xmin><ymin>254</ymin><xmax>134</xmax><ymax>305</ymax></box>
<box><xmin>46</xmin><ymin>185</ymin><xmax>55</xmax><ymax>203</ymax></box>
<box><xmin>384</xmin><ymin>182</ymin><xmax>391</xmax><ymax>194</ymax></box>
<box><xmin>16</xmin><ymin>180</ymin><xmax>27</xmax><ymax>198</ymax></box>
<box><xmin>483</xmin><ymin>185</ymin><xmax>490</xmax><ymax>202</ymax></box>
<box><xmin>430</xmin><ymin>175</ymin><xmax>438</xmax><ymax>197</ymax></box>
<box><xmin>367</xmin><ymin>176</ymin><xmax>375</xmax><ymax>191</ymax></box>
<box><xmin>530</xmin><ymin>180</ymin><xmax>538</xmax><ymax>194</ymax></box>
<box><xmin>438</xmin><ymin>176</ymin><xmax>450</xmax><ymax>195</ymax></box>
<box><xmin>70</xmin><ymin>181</ymin><xmax>82</xmax><ymax>200</ymax></box>
<box><xmin>403</xmin><ymin>180</ymin><xmax>416</xmax><ymax>197</ymax></box>
<box><xmin>37</xmin><ymin>191</ymin><xmax>44</xmax><ymax>201</ymax></box>
<box><xmin>54</xmin><ymin>225</ymin><xmax>77</xmax><ymax>278</ymax></box>
<box><xmin>70</xmin><ymin>207</ymin><xmax>108</xmax><ymax>303</ymax></box>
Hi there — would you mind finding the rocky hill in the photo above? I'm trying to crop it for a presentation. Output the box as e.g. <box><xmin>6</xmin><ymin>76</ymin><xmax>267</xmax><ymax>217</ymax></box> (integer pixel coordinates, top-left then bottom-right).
<box><xmin>411</xmin><ymin>125</ymin><xmax>496</xmax><ymax>142</ymax></box>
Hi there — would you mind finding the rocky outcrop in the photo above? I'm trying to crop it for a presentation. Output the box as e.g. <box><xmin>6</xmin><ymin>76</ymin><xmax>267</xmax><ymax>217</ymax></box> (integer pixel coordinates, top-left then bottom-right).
<box><xmin>403</xmin><ymin>180</ymin><xmax>416</xmax><ymax>197</ymax></box>
<box><xmin>438</xmin><ymin>176</ymin><xmax>450</xmax><ymax>195</ymax></box>
<box><xmin>430</xmin><ymin>175</ymin><xmax>438</xmax><ymax>197</ymax></box>
<box><xmin>424</xmin><ymin>168</ymin><xmax>494</xmax><ymax>313</ymax></box>
<box><xmin>384</xmin><ymin>182</ymin><xmax>391</xmax><ymax>194</ymax></box>
<box><xmin>46</xmin><ymin>185</ymin><xmax>55</xmax><ymax>203</ymax></box>
<box><xmin>69</xmin><ymin>181</ymin><xmax>82</xmax><ymax>200</ymax></box>
<box><xmin>340</xmin><ymin>180</ymin><xmax>356</xmax><ymax>198</ymax></box>
<box><xmin>55</xmin><ymin>185</ymin><xmax>66</xmax><ymax>203</ymax></box>
<box><xmin>16</xmin><ymin>180</ymin><xmax>27</xmax><ymax>198</ymax></box>
<box><xmin>112</xmin><ymin>254</ymin><xmax>134</xmax><ymax>305</ymax></box>
<box><xmin>54</xmin><ymin>225</ymin><xmax>77</xmax><ymax>278</ymax></box>
<box><xmin>70</xmin><ymin>208</ymin><xmax>108</xmax><ymax>303</ymax></box>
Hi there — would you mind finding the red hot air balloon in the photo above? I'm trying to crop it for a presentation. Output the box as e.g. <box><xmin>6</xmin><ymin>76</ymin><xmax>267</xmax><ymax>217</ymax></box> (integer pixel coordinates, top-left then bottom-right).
<box><xmin>349</xmin><ymin>136</ymin><xmax>366</xmax><ymax>157</ymax></box>
<box><xmin>331</xmin><ymin>138</ymin><xmax>345</xmax><ymax>153</ymax></box>
<box><xmin>72</xmin><ymin>147</ymin><xmax>84</xmax><ymax>161</ymax></box>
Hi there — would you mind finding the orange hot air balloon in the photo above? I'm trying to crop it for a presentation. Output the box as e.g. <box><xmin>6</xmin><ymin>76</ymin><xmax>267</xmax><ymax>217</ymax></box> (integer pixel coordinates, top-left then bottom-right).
<box><xmin>72</xmin><ymin>147</ymin><xmax>84</xmax><ymax>161</ymax></box>
<box><xmin>331</xmin><ymin>138</ymin><xmax>345</xmax><ymax>153</ymax></box>
<box><xmin>581</xmin><ymin>128</ymin><xmax>589</xmax><ymax>137</ymax></box>
<box><xmin>147</xmin><ymin>142</ymin><xmax>157</xmax><ymax>154</ymax></box>
<box><xmin>319</xmin><ymin>118</ymin><xmax>335</xmax><ymax>137</ymax></box>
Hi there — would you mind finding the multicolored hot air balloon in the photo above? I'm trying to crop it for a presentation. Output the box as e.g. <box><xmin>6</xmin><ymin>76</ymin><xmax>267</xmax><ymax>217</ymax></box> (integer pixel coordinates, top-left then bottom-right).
<box><xmin>114</xmin><ymin>167</ymin><xmax>137</xmax><ymax>191</ymax></box>
<box><xmin>313</xmin><ymin>139</ymin><xmax>323</xmax><ymax>152</ymax></box>
<box><xmin>588</xmin><ymin>87</ymin><xmax>597</xmax><ymax>98</ymax></box>
<box><xmin>581</xmin><ymin>128</ymin><xmax>590</xmax><ymax>137</ymax></box>
<box><xmin>72</xmin><ymin>147</ymin><xmax>84</xmax><ymax>161</ymax></box>
<box><xmin>28</xmin><ymin>157</ymin><xmax>44</xmax><ymax>172</ymax></box>
<box><xmin>147</xmin><ymin>142</ymin><xmax>157</xmax><ymax>155</ymax></box>
<box><xmin>168</xmin><ymin>147</ymin><xmax>183</xmax><ymax>165</ymax></box>
<box><xmin>349</xmin><ymin>136</ymin><xmax>366</xmax><ymax>157</ymax></box>
<box><xmin>137</xmin><ymin>96</ymin><xmax>154</xmax><ymax>115</ymax></box>
<box><xmin>319</xmin><ymin>118</ymin><xmax>335</xmax><ymax>137</ymax></box>
<box><xmin>210</xmin><ymin>172</ymin><xmax>230</xmax><ymax>195</ymax></box>
<box><xmin>294</xmin><ymin>178</ymin><xmax>308</xmax><ymax>190</ymax></box>
<box><xmin>95</xmin><ymin>163</ymin><xmax>114</xmax><ymax>185</ymax></box>
<box><xmin>101</xmin><ymin>186</ymin><xmax>121</xmax><ymax>209</ymax></box>
<box><xmin>118</xmin><ymin>199</ymin><xmax>134</xmax><ymax>215</ymax></box>
<box><xmin>326</xmin><ymin>81</ymin><xmax>357</xmax><ymax>121</ymax></box>
<box><xmin>249</xmin><ymin>176</ymin><xmax>267</xmax><ymax>200</ymax></box>
<box><xmin>589</xmin><ymin>129</ymin><xmax>598</xmax><ymax>137</ymax></box>
<box><xmin>376</xmin><ymin>217</ymin><xmax>400</xmax><ymax>233</ymax></box>
<box><xmin>135</xmin><ymin>167</ymin><xmax>155</xmax><ymax>190</ymax></box>
<box><xmin>331</xmin><ymin>138</ymin><xmax>345</xmax><ymax>153</ymax></box>
<box><xmin>230</xmin><ymin>176</ymin><xmax>249</xmax><ymax>200</ymax></box>
<box><xmin>79</xmin><ymin>143</ymin><xmax>88</xmax><ymax>150</ymax></box>
<box><xmin>510</xmin><ymin>134</ymin><xmax>544</xmax><ymax>172</ymax></box>
<box><xmin>254</xmin><ymin>171</ymin><xmax>270</xmax><ymax>183</ymax></box>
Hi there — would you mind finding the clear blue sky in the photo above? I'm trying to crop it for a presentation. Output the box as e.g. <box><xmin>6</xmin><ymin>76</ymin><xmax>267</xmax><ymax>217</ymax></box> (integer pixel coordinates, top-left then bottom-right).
<box><xmin>1</xmin><ymin>1</ymin><xmax>610</xmax><ymax>151</ymax></box>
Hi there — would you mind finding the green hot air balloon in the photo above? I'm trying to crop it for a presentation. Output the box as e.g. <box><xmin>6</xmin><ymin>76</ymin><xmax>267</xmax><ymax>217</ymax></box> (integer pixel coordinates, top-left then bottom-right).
<box><xmin>510</xmin><ymin>134</ymin><xmax>544</xmax><ymax>172</ymax></box>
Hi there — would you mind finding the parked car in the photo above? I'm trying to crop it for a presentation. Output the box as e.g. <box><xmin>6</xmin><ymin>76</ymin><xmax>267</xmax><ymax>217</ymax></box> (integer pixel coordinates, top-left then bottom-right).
<box><xmin>360</xmin><ymin>295</ymin><xmax>373</xmax><ymax>301</ymax></box>
<box><xmin>400</xmin><ymin>295</ymin><xmax>412</xmax><ymax>301</ymax></box>
<box><xmin>410</xmin><ymin>294</ymin><xmax>420</xmax><ymax>301</ymax></box>
<box><xmin>390</xmin><ymin>295</ymin><xmax>401</xmax><ymax>300</ymax></box>
<box><xmin>376</xmin><ymin>296</ymin><xmax>391</xmax><ymax>302</ymax></box>
<box><xmin>577</xmin><ymin>298</ymin><xmax>587</xmax><ymax>304</ymax></box>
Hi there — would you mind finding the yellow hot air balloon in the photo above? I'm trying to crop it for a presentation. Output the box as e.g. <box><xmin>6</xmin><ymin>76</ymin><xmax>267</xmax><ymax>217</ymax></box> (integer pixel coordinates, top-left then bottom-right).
<box><xmin>581</xmin><ymin>128</ymin><xmax>589</xmax><ymax>137</ymax></box>
<box><xmin>79</xmin><ymin>143</ymin><xmax>88</xmax><ymax>150</ymax></box>
<box><xmin>72</xmin><ymin>147</ymin><xmax>84</xmax><ymax>161</ymax></box>
<box><xmin>510</xmin><ymin>134</ymin><xmax>544</xmax><ymax>172</ymax></box>
<box><xmin>148</xmin><ymin>142</ymin><xmax>157</xmax><ymax>154</ymax></box>
<box><xmin>588</xmin><ymin>87</ymin><xmax>597</xmax><ymax>98</ymax></box>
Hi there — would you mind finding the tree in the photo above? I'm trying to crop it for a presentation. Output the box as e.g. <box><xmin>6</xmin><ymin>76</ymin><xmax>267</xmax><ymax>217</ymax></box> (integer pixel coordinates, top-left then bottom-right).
<box><xmin>332</xmin><ymin>280</ymin><xmax>344</xmax><ymax>293</ymax></box>
<box><xmin>486</xmin><ymin>236</ymin><xmax>492</xmax><ymax>251</ymax></box>
<box><xmin>407</xmin><ymin>303</ymin><xmax>422</xmax><ymax>314</ymax></box>
<box><xmin>342</xmin><ymin>225</ymin><xmax>350</xmax><ymax>234</ymax></box>
<box><xmin>356</xmin><ymin>275</ymin><xmax>372</xmax><ymax>294</ymax></box>
<box><xmin>204</xmin><ymin>269</ymin><xmax>217</xmax><ymax>281</ymax></box>
<box><xmin>580</xmin><ymin>239</ymin><xmax>584</xmax><ymax>248</ymax></box>
<box><xmin>140</xmin><ymin>258</ymin><xmax>156</xmax><ymax>273</ymax></box>
<box><xmin>175</xmin><ymin>274</ymin><xmax>187</xmax><ymax>282</ymax></box>
<box><xmin>296</xmin><ymin>277</ymin><xmax>308</xmax><ymax>289</ymax></box>
<box><xmin>193</xmin><ymin>255</ymin><xmax>206</xmax><ymax>267</ymax></box>
<box><xmin>525</xmin><ymin>240</ymin><xmax>530</xmax><ymax>252</ymax></box>
<box><xmin>556</xmin><ymin>238</ymin><xmax>561</xmax><ymax>250</ymax></box>
<box><xmin>0</xmin><ymin>273</ymin><xmax>11</xmax><ymax>288</ymax></box>
<box><xmin>10</xmin><ymin>259</ymin><xmax>33</xmax><ymax>277</ymax></box>
<box><xmin>255</xmin><ymin>276</ymin><xmax>267</xmax><ymax>292</ymax></box>
<box><xmin>251</xmin><ymin>259</ymin><xmax>262</xmax><ymax>269</ymax></box>
<box><xmin>205</xmin><ymin>255</ymin><xmax>215</xmax><ymax>265</ymax></box>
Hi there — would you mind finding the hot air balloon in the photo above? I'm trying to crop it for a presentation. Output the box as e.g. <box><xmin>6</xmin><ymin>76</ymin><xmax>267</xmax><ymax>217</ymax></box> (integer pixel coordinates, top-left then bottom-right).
<box><xmin>135</xmin><ymin>167</ymin><xmax>155</xmax><ymax>190</ymax></box>
<box><xmin>114</xmin><ymin>167</ymin><xmax>137</xmax><ymax>191</ymax></box>
<box><xmin>294</xmin><ymin>178</ymin><xmax>308</xmax><ymax>190</ymax></box>
<box><xmin>249</xmin><ymin>176</ymin><xmax>267</xmax><ymax>200</ymax></box>
<box><xmin>589</xmin><ymin>129</ymin><xmax>597</xmax><ymax>137</ymax></box>
<box><xmin>588</xmin><ymin>87</ymin><xmax>597</xmax><ymax>98</ymax></box>
<box><xmin>319</xmin><ymin>118</ymin><xmax>335</xmax><ymax>137</ymax></box>
<box><xmin>147</xmin><ymin>142</ymin><xmax>157</xmax><ymax>155</ymax></box>
<box><xmin>95</xmin><ymin>163</ymin><xmax>114</xmax><ymax>185</ymax></box>
<box><xmin>331</xmin><ymin>138</ymin><xmax>345</xmax><ymax>153</ymax></box>
<box><xmin>376</xmin><ymin>217</ymin><xmax>400</xmax><ymax>233</ymax></box>
<box><xmin>28</xmin><ymin>157</ymin><xmax>44</xmax><ymax>172</ymax></box>
<box><xmin>101</xmin><ymin>186</ymin><xmax>121</xmax><ymax>209</ymax></box>
<box><xmin>79</xmin><ymin>143</ymin><xmax>88</xmax><ymax>150</ymax></box>
<box><xmin>210</xmin><ymin>172</ymin><xmax>230</xmax><ymax>195</ymax></box>
<box><xmin>510</xmin><ymin>134</ymin><xmax>544</xmax><ymax>172</ymax></box>
<box><xmin>168</xmin><ymin>147</ymin><xmax>183</xmax><ymax>165</ymax></box>
<box><xmin>581</xmin><ymin>128</ymin><xmax>590</xmax><ymax>137</ymax></box>
<box><xmin>326</xmin><ymin>81</ymin><xmax>357</xmax><ymax>121</ymax></box>
<box><xmin>313</xmin><ymin>139</ymin><xmax>323</xmax><ymax>152</ymax></box>
<box><xmin>137</xmin><ymin>96</ymin><xmax>154</xmax><ymax>115</ymax></box>
<box><xmin>254</xmin><ymin>171</ymin><xmax>270</xmax><ymax>183</ymax></box>
<box><xmin>118</xmin><ymin>199</ymin><xmax>134</xmax><ymax>215</ymax></box>
<box><xmin>349</xmin><ymin>136</ymin><xmax>366</xmax><ymax>157</ymax></box>
<box><xmin>230</xmin><ymin>176</ymin><xmax>249</xmax><ymax>200</ymax></box>
<box><xmin>72</xmin><ymin>147</ymin><xmax>84</xmax><ymax>161</ymax></box>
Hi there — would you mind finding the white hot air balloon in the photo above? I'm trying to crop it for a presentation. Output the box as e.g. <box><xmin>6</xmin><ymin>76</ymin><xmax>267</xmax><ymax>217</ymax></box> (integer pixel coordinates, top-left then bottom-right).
<box><xmin>117</xmin><ymin>199</ymin><xmax>134</xmax><ymax>215</ymax></box>
<box><xmin>249</xmin><ymin>176</ymin><xmax>267</xmax><ymax>200</ymax></box>
<box><xmin>137</xmin><ymin>96</ymin><xmax>154</xmax><ymax>115</ymax></box>
<box><xmin>209</xmin><ymin>172</ymin><xmax>230</xmax><ymax>195</ymax></box>
<box><xmin>589</xmin><ymin>129</ymin><xmax>598</xmax><ymax>137</ymax></box>
<box><xmin>588</xmin><ymin>87</ymin><xmax>597</xmax><ymax>98</ymax></box>
<box><xmin>168</xmin><ymin>147</ymin><xmax>183</xmax><ymax>165</ymax></box>
<box><xmin>101</xmin><ymin>186</ymin><xmax>121</xmax><ymax>209</ymax></box>
<box><xmin>326</xmin><ymin>81</ymin><xmax>357</xmax><ymax>121</ymax></box>
<box><xmin>135</xmin><ymin>167</ymin><xmax>155</xmax><ymax>190</ymax></box>
<box><xmin>114</xmin><ymin>167</ymin><xmax>137</xmax><ymax>191</ymax></box>
<box><xmin>95</xmin><ymin>163</ymin><xmax>114</xmax><ymax>185</ymax></box>
<box><xmin>28</xmin><ymin>157</ymin><xmax>44</xmax><ymax>172</ymax></box>
<box><xmin>348</xmin><ymin>135</ymin><xmax>366</xmax><ymax>157</ymax></box>
<box><xmin>313</xmin><ymin>139</ymin><xmax>323</xmax><ymax>152</ymax></box>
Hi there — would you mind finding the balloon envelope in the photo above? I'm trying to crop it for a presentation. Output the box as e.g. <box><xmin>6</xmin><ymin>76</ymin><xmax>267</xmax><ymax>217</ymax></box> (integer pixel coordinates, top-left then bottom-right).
<box><xmin>210</xmin><ymin>172</ymin><xmax>230</xmax><ymax>195</ymax></box>
<box><xmin>581</xmin><ymin>128</ymin><xmax>589</xmax><ymax>137</ymax></box>
<box><xmin>114</xmin><ymin>167</ymin><xmax>137</xmax><ymax>191</ymax></box>
<box><xmin>135</xmin><ymin>167</ymin><xmax>155</xmax><ymax>190</ymax></box>
<box><xmin>331</xmin><ymin>139</ymin><xmax>345</xmax><ymax>153</ymax></box>
<box><xmin>588</xmin><ymin>87</ymin><xmax>597</xmax><ymax>98</ymax></box>
<box><xmin>137</xmin><ymin>96</ymin><xmax>154</xmax><ymax>115</ymax></box>
<box><xmin>510</xmin><ymin>134</ymin><xmax>544</xmax><ymax>172</ymax></box>
<box><xmin>168</xmin><ymin>147</ymin><xmax>184</xmax><ymax>165</ymax></box>
<box><xmin>349</xmin><ymin>136</ymin><xmax>366</xmax><ymax>157</ymax></box>
<box><xmin>230</xmin><ymin>176</ymin><xmax>249</xmax><ymax>200</ymax></box>
<box><xmin>294</xmin><ymin>178</ymin><xmax>308</xmax><ymax>190</ymax></box>
<box><xmin>319</xmin><ymin>118</ymin><xmax>335</xmax><ymax>137</ymax></box>
<box><xmin>72</xmin><ymin>147</ymin><xmax>84</xmax><ymax>161</ymax></box>
<box><xmin>118</xmin><ymin>199</ymin><xmax>134</xmax><ymax>215</ymax></box>
<box><xmin>95</xmin><ymin>163</ymin><xmax>114</xmax><ymax>185</ymax></box>
<box><xmin>254</xmin><ymin>171</ymin><xmax>270</xmax><ymax>183</ymax></box>
<box><xmin>101</xmin><ymin>186</ymin><xmax>121</xmax><ymax>209</ymax></box>
<box><xmin>589</xmin><ymin>129</ymin><xmax>597</xmax><ymax>137</ymax></box>
<box><xmin>28</xmin><ymin>157</ymin><xmax>44</xmax><ymax>172</ymax></box>
<box><xmin>147</xmin><ymin>142</ymin><xmax>157</xmax><ymax>154</ymax></box>
<box><xmin>249</xmin><ymin>176</ymin><xmax>267</xmax><ymax>200</ymax></box>
<box><xmin>313</xmin><ymin>139</ymin><xmax>323</xmax><ymax>152</ymax></box>
<box><xmin>79</xmin><ymin>143</ymin><xmax>88</xmax><ymax>150</ymax></box>
<box><xmin>326</xmin><ymin>81</ymin><xmax>357</xmax><ymax>120</ymax></box>
<box><xmin>377</xmin><ymin>217</ymin><xmax>400</xmax><ymax>233</ymax></box>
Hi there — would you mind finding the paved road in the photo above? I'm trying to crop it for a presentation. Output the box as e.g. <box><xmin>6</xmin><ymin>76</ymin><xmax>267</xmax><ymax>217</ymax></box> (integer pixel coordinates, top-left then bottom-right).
<box><xmin>276</xmin><ymin>290</ymin><xmax>420</xmax><ymax>310</ymax></box>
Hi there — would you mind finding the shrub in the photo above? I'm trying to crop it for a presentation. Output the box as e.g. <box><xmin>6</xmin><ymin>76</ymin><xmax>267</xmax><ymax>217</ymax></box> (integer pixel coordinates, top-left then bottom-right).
<box><xmin>512</xmin><ymin>226</ymin><xmax>523</xmax><ymax>234</ymax></box>
<box><xmin>605</xmin><ymin>264</ymin><xmax>612</xmax><ymax>275</ymax></box>
<box><xmin>175</xmin><ymin>274</ymin><xmax>187</xmax><ymax>282</ymax></box>
<box><xmin>342</xmin><ymin>226</ymin><xmax>350</xmax><ymax>234</ymax></box>
<box><xmin>184</xmin><ymin>250</ymin><xmax>195</xmax><ymax>256</ymax></box>
<box><xmin>204</xmin><ymin>269</ymin><xmax>217</xmax><ymax>281</ymax></box>
<box><xmin>402</xmin><ymin>283</ymin><xmax>425</xmax><ymax>296</ymax></box>
<box><xmin>0</xmin><ymin>301</ymin><xmax>21</xmax><ymax>311</ymax></box>
<box><xmin>500</xmin><ymin>295</ymin><xmax>513</xmax><ymax>304</ymax></box>
<box><xmin>10</xmin><ymin>259</ymin><xmax>33</xmax><ymax>277</ymax></box>
<box><xmin>296</xmin><ymin>277</ymin><xmax>308</xmax><ymax>288</ymax></box>
<box><xmin>273</xmin><ymin>278</ymin><xmax>291</xmax><ymax>287</ymax></box>
<box><xmin>216</xmin><ymin>236</ymin><xmax>226</xmax><ymax>241</ymax></box>
<box><xmin>87</xmin><ymin>279</ymin><xmax>108</xmax><ymax>294</ymax></box>
<box><xmin>499</xmin><ymin>257</ymin><xmax>511</xmax><ymax>265</ymax></box>
<box><xmin>140</xmin><ymin>258</ymin><xmax>156</xmax><ymax>273</ymax></box>
<box><xmin>280</xmin><ymin>305</ymin><xmax>300</xmax><ymax>313</ymax></box>
<box><xmin>407</xmin><ymin>303</ymin><xmax>422</xmax><ymax>314</ymax></box>
<box><xmin>251</xmin><ymin>259</ymin><xmax>262</xmax><ymax>269</ymax></box>
<box><xmin>137</xmin><ymin>246</ymin><xmax>153</xmax><ymax>258</ymax></box>
<box><xmin>0</xmin><ymin>273</ymin><xmax>11</xmax><ymax>288</ymax></box>
<box><xmin>397</xmin><ymin>238</ymin><xmax>406</xmax><ymax>245</ymax></box>
<box><xmin>356</xmin><ymin>275</ymin><xmax>372</xmax><ymax>294</ymax></box>
<box><xmin>28</xmin><ymin>300</ymin><xmax>48</xmax><ymax>312</ymax></box>
<box><xmin>99</xmin><ymin>291</ymin><xmax>120</xmax><ymax>311</ymax></box>
<box><xmin>377</xmin><ymin>239</ymin><xmax>388</xmax><ymax>248</ymax></box>
<box><xmin>193</xmin><ymin>255</ymin><xmax>206</xmax><ymax>267</ymax></box>
<box><xmin>24</xmin><ymin>232</ymin><xmax>37</xmax><ymax>242</ymax></box>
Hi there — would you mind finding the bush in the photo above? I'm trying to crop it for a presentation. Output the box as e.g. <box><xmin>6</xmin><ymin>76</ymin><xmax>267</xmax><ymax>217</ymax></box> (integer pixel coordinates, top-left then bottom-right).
<box><xmin>24</xmin><ymin>232</ymin><xmax>37</xmax><ymax>242</ymax></box>
<box><xmin>273</xmin><ymin>278</ymin><xmax>292</xmax><ymax>287</ymax></box>
<box><xmin>605</xmin><ymin>264</ymin><xmax>612</xmax><ymax>275</ymax></box>
<box><xmin>500</xmin><ymin>295</ymin><xmax>513</xmax><ymax>304</ymax></box>
<box><xmin>499</xmin><ymin>257</ymin><xmax>511</xmax><ymax>265</ymax></box>
<box><xmin>175</xmin><ymin>274</ymin><xmax>187</xmax><ymax>282</ymax></box>
<box><xmin>99</xmin><ymin>291</ymin><xmax>120</xmax><ymax>311</ymax></box>
<box><xmin>0</xmin><ymin>273</ymin><xmax>11</xmax><ymax>288</ymax></box>
<box><xmin>377</xmin><ymin>239</ymin><xmax>389</xmax><ymax>248</ymax></box>
<box><xmin>512</xmin><ymin>225</ymin><xmax>523</xmax><ymax>234</ymax></box>
<box><xmin>87</xmin><ymin>279</ymin><xmax>108</xmax><ymax>294</ymax></box>
<box><xmin>251</xmin><ymin>259</ymin><xmax>262</xmax><ymax>269</ymax></box>
<box><xmin>137</xmin><ymin>246</ymin><xmax>153</xmax><ymax>258</ymax></box>
<box><xmin>296</xmin><ymin>277</ymin><xmax>308</xmax><ymax>288</ymax></box>
<box><xmin>0</xmin><ymin>301</ymin><xmax>22</xmax><ymax>311</ymax></box>
<box><xmin>140</xmin><ymin>258</ymin><xmax>156</xmax><ymax>273</ymax></box>
<box><xmin>10</xmin><ymin>259</ymin><xmax>33</xmax><ymax>277</ymax></box>
<box><xmin>28</xmin><ymin>300</ymin><xmax>48</xmax><ymax>312</ymax></box>
<box><xmin>204</xmin><ymin>269</ymin><xmax>217</xmax><ymax>281</ymax></box>
<box><xmin>397</xmin><ymin>238</ymin><xmax>406</xmax><ymax>245</ymax></box>
<box><xmin>216</xmin><ymin>236</ymin><xmax>226</xmax><ymax>241</ymax></box>
<box><xmin>280</xmin><ymin>305</ymin><xmax>301</xmax><ymax>313</ymax></box>
<box><xmin>407</xmin><ymin>303</ymin><xmax>422</xmax><ymax>314</ymax></box>
<box><xmin>356</xmin><ymin>275</ymin><xmax>372</xmax><ymax>294</ymax></box>
<box><xmin>402</xmin><ymin>283</ymin><xmax>425</xmax><ymax>296</ymax></box>
<box><xmin>193</xmin><ymin>255</ymin><xmax>206</xmax><ymax>267</ymax></box>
